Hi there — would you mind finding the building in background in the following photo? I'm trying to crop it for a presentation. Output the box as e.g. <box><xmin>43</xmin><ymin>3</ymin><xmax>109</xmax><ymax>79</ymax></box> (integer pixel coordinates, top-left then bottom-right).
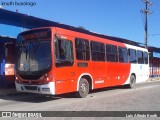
<box><xmin>148</xmin><ymin>47</ymin><xmax>160</xmax><ymax>78</ymax></box>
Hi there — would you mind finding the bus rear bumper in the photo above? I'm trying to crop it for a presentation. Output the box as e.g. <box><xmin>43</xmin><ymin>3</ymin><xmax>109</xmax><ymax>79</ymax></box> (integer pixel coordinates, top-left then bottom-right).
<box><xmin>15</xmin><ymin>81</ymin><xmax>55</xmax><ymax>95</ymax></box>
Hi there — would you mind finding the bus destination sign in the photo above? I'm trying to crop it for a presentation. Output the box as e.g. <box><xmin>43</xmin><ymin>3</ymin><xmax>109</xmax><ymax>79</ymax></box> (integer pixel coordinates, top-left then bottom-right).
<box><xmin>18</xmin><ymin>29</ymin><xmax>51</xmax><ymax>41</ymax></box>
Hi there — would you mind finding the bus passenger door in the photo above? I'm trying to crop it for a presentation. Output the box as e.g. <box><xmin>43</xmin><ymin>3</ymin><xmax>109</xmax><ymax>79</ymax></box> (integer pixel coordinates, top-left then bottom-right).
<box><xmin>54</xmin><ymin>36</ymin><xmax>76</xmax><ymax>94</ymax></box>
<box><xmin>91</xmin><ymin>42</ymin><xmax>106</xmax><ymax>88</ymax></box>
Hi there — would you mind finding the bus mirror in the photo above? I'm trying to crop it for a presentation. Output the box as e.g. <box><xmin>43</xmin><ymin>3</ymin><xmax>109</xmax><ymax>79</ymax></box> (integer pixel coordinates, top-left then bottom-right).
<box><xmin>54</xmin><ymin>38</ymin><xmax>58</xmax><ymax>42</ymax></box>
<box><xmin>54</xmin><ymin>34</ymin><xmax>61</xmax><ymax>41</ymax></box>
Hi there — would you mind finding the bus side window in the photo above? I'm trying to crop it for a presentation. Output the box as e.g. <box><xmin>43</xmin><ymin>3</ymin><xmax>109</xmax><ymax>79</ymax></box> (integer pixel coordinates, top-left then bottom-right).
<box><xmin>118</xmin><ymin>47</ymin><xmax>128</xmax><ymax>63</ymax></box>
<box><xmin>137</xmin><ymin>50</ymin><xmax>144</xmax><ymax>64</ymax></box>
<box><xmin>54</xmin><ymin>38</ymin><xmax>74</xmax><ymax>67</ymax></box>
<box><xmin>106</xmin><ymin>44</ymin><xmax>118</xmax><ymax>62</ymax></box>
<box><xmin>75</xmin><ymin>38</ymin><xmax>90</xmax><ymax>61</ymax></box>
<box><xmin>128</xmin><ymin>49</ymin><xmax>137</xmax><ymax>63</ymax></box>
<box><xmin>144</xmin><ymin>52</ymin><xmax>148</xmax><ymax>64</ymax></box>
<box><xmin>91</xmin><ymin>41</ymin><xmax>105</xmax><ymax>61</ymax></box>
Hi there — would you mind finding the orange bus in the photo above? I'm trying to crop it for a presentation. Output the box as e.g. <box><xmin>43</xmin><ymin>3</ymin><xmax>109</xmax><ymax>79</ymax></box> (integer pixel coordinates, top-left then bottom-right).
<box><xmin>15</xmin><ymin>27</ymin><xmax>149</xmax><ymax>97</ymax></box>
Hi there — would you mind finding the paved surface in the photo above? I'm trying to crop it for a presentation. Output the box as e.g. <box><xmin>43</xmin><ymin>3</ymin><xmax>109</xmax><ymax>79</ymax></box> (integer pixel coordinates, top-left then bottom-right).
<box><xmin>0</xmin><ymin>80</ymin><xmax>160</xmax><ymax>120</ymax></box>
<box><xmin>0</xmin><ymin>78</ymin><xmax>159</xmax><ymax>96</ymax></box>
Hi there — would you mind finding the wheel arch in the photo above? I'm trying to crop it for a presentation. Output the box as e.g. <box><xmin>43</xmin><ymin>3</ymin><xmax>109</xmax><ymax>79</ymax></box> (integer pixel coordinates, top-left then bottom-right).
<box><xmin>77</xmin><ymin>73</ymin><xmax>93</xmax><ymax>91</ymax></box>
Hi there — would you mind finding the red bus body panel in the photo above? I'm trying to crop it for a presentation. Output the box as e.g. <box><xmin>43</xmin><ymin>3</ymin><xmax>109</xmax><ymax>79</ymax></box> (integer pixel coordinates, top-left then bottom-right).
<box><xmin>50</xmin><ymin>27</ymin><xmax>131</xmax><ymax>94</ymax></box>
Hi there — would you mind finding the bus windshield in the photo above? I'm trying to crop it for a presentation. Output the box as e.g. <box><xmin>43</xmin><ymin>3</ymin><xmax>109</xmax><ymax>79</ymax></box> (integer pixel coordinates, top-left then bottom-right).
<box><xmin>16</xmin><ymin>40</ymin><xmax>52</xmax><ymax>74</ymax></box>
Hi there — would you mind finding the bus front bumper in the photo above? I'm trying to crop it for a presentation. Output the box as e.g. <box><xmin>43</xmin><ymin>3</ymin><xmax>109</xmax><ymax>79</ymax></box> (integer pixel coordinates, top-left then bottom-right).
<box><xmin>15</xmin><ymin>81</ymin><xmax>55</xmax><ymax>95</ymax></box>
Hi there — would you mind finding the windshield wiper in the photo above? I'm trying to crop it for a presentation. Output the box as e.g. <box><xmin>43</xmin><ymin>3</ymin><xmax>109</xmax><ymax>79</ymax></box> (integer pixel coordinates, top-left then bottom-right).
<box><xmin>18</xmin><ymin>41</ymin><xmax>29</xmax><ymax>60</ymax></box>
<box><xmin>30</xmin><ymin>40</ymin><xmax>41</xmax><ymax>57</ymax></box>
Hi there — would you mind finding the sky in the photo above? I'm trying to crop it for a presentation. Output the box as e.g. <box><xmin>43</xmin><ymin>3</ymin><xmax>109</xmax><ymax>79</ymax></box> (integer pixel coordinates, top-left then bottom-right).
<box><xmin>0</xmin><ymin>0</ymin><xmax>160</xmax><ymax>47</ymax></box>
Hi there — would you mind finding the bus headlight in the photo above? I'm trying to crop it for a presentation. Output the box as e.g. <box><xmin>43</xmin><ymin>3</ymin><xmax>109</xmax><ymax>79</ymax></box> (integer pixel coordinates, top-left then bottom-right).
<box><xmin>39</xmin><ymin>74</ymin><xmax>54</xmax><ymax>82</ymax></box>
<box><xmin>46</xmin><ymin>74</ymin><xmax>54</xmax><ymax>82</ymax></box>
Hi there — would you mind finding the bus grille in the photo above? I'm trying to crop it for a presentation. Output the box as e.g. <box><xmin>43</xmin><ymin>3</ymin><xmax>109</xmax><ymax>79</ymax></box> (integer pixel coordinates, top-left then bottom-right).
<box><xmin>19</xmin><ymin>74</ymin><xmax>42</xmax><ymax>80</ymax></box>
<box><xmin>24</xmin><ymin>86</ymin><xmax>37</xmax><ymax>90</ymax></box>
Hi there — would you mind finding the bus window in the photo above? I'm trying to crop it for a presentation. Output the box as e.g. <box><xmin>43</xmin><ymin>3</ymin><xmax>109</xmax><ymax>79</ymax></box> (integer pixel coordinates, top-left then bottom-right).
<box><xmin>54</xmin><ymin>38</ymin><xmax>74</xmax><ymax>67</ymax></box>
<box><xmin>91</xmin><ymin>41</ymin><xmax>105</xmax><ymax>61</ymax></box>
<box><xmin>137</xmin><ymin>50</ymin><xmax>144</xmax><ymax>64</ymax></box>
<box><xmin>106</xmin><ymin>44</ymin><xmax>118</xmax><ymax>62</ymax></box>
<box><xmin>128</xmin><ymin>49</ymin><xmax>137</xmax><ymax>63</ymax></box>
<box><xmin>118</xmin><ymin>47</ymin><xmax>128</xmax><ymax>63</ymax></box>
<box><xmin>75</xmin><ymin>38</ymin><xmax>90</xmax><ymax>61</ymax></box>
<box><xmin>144</xmin><ymin>52</ymin><xmax>148</xmax><ymax>64</ymax></box>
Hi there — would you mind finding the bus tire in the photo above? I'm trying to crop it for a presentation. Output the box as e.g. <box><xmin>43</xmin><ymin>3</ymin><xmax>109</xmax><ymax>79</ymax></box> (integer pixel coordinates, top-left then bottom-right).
<box><xmin>76</xmin><ymin>78</ymin><xmax>89</xmax><ymax>98</ymax></box>
<box><xmin>127</xmin><ymin>75</ymin><xmax>136</xmax><ymax>88</ymax></box>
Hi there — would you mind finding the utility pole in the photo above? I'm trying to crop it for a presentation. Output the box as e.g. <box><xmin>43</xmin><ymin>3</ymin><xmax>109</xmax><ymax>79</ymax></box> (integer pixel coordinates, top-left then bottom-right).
<box><xmin>141</xmin><ymin>0</ymin><xmax>152</xmax><ymax>48</ymax></box>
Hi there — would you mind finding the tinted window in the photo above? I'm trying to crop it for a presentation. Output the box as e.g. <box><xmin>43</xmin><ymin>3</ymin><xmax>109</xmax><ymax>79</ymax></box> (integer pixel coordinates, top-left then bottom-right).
<box><xmin>106</xmin><ymin>44</ymin><xmax>118</xmax><ymax>62</ymax></box>
<box><xmin>75</xmin><ymin>38</ymin><xmax>90</xmax><ymax>60</ymax></box>
<box><xmin>91</xmin><ymin>41</ymin><xmax>105</xmax><ymax>61</ymax></box>
<box><xmin>137</xmin><ymin>50</ymin><xmax>144</xmax><ymax>64</ymax></box>
<box><xmin>144</xmin><ymin>52</ymin><xmax>148</xmax><ymax>64</ymax></box>
<box><xmin>129</xmin><ymin>49</ymin><xmax>137</xmax><ymax>63</ymax></box>
<box><xmin>118</xmin><ymin>47</ymin><xmax>128</xmax><ymax>63</ymax></box>
<box><xmin>54</xmin><ymin>38</ymin><xmax>74</xmax><ymax>67</ymax></box>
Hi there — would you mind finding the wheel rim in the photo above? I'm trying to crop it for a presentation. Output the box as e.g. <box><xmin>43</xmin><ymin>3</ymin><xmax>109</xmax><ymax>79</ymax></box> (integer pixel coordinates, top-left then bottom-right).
<box><xmin>130</xmin><ymin>77</ymin><xmax>135</xmax><ymax>87</ymax></box>
<box><xmin>80</xmin><ymin>83</ymin><xmax>87</xmax><ymax>94</ymax></box>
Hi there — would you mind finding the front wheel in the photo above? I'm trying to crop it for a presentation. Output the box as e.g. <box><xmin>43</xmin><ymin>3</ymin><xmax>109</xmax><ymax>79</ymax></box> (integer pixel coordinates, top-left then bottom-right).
<box><xmin>76</xmin><ymin>78</ymin><xmax>89</xmax><ymax>98</ymax></box>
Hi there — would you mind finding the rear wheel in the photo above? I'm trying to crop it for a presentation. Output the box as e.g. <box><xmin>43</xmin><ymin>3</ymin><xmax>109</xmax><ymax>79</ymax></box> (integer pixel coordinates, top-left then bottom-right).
<box><xmin>76</xmin><ymin>78</ymin><xmax>89</xmax><ymax>98</ymax></box>
<box><xmin>127</xmin><ymin>75</ymin><xmax>136</xmax><ymax>88</ymax></box>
